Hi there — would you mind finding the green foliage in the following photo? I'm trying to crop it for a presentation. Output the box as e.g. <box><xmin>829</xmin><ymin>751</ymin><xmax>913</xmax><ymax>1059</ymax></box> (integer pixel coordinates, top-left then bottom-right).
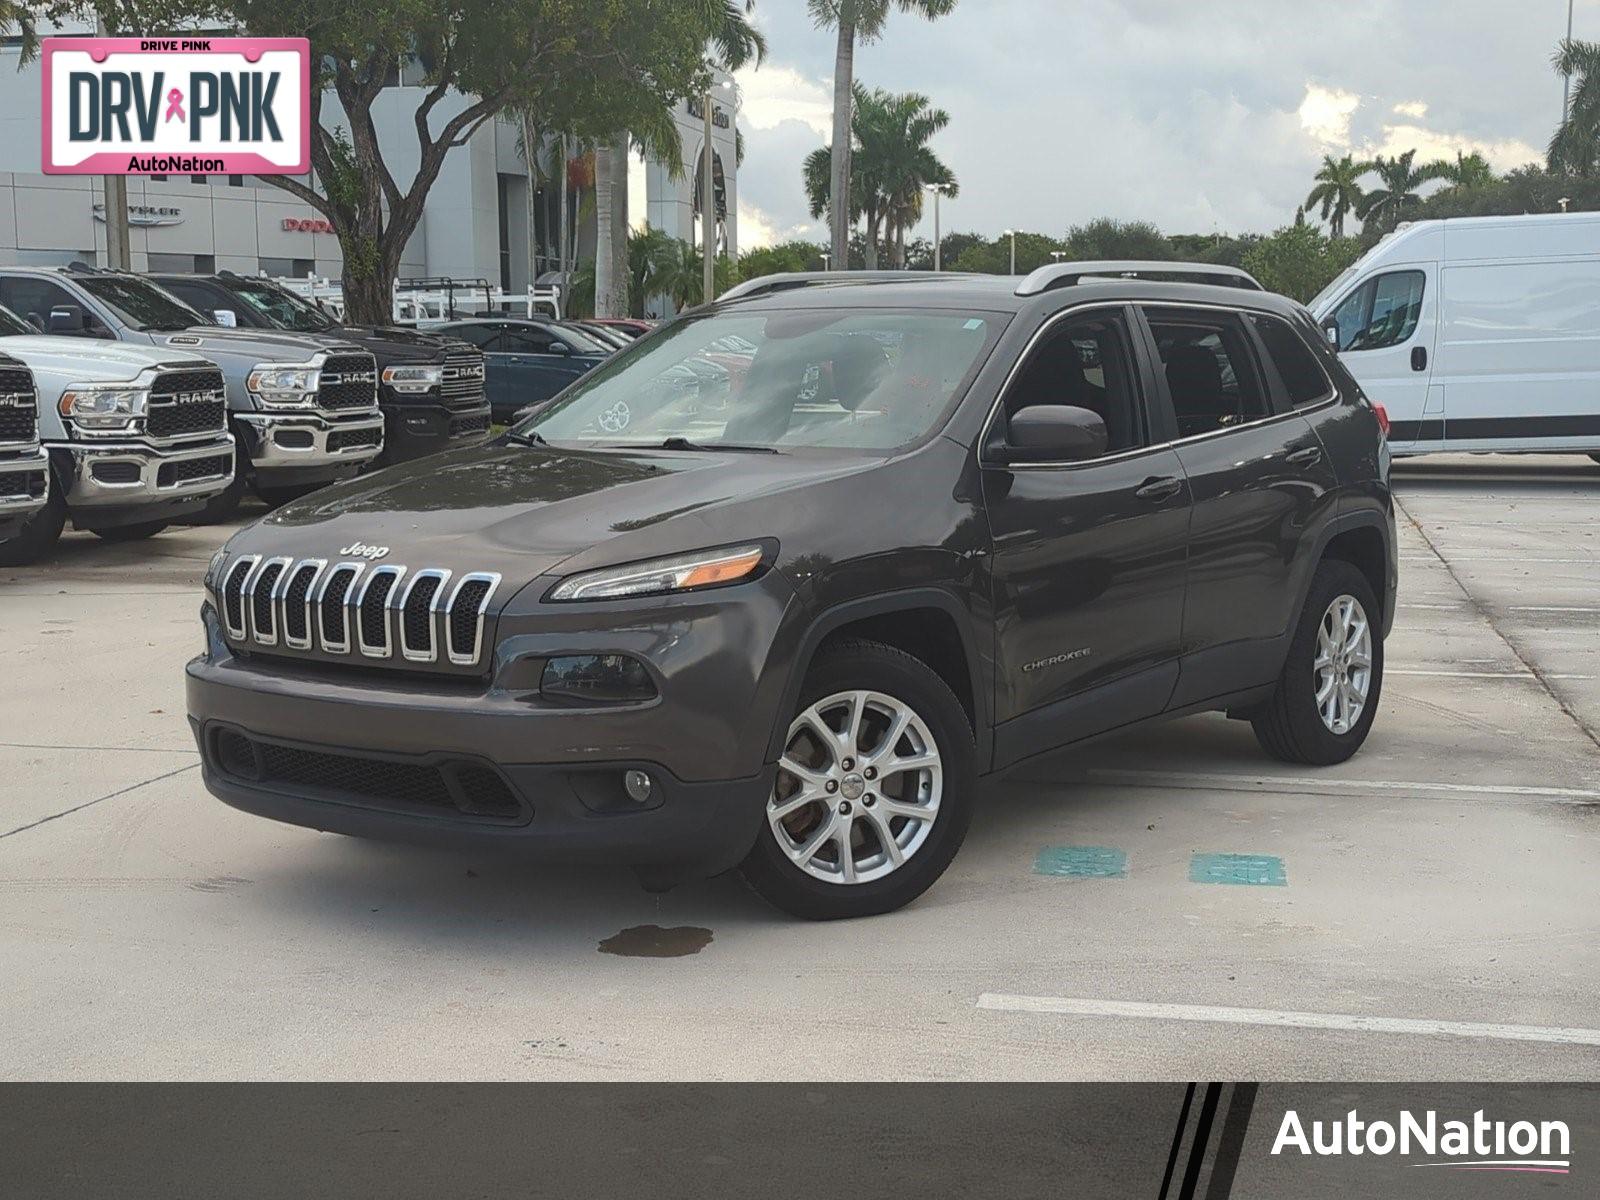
<box><xmin>1304</xmin><ymin>154</ymin><xmax>1372</xmax><ymax>237</ymax></box>
<box><xmin>1241</xmin><ymin>224</ymin><xmax>1363</xmax><ymax>303</ymax></box>
<box><xmin>948</xmin><ymin>230</ymin><xmax>1061</xmax><ymax>274</ymax></box>
<box><xmin>737</xmin><ymin>240</ymin><xmax>827</xmax><ymax>280</ymax></box>
<box><xmin>1405</xmin><ymin>163</ymin><xmax>1600</xmax><ymax>226</ymax></box>
<box><xmin>1550</xmin><ymin>38</ymin><xmax>1600</xmax><ymax>175</ymax></box>
<box><xmin>1062</xmin><ymin>217</ymin><xmax>1173</xmax><ymax>261</ymax></box>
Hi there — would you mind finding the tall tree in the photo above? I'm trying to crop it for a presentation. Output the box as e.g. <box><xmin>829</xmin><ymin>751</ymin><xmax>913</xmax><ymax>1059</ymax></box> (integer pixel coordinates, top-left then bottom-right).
<box><xmin>1304</xmin><ymin>153</ymin><xmax>1372</xmax><ymax>236</ymax></box>
<box><xmin>1356</xmin><ymin>150</ymin><xmax>1443</xmax><ymax>232</ymax></box>
<box><xmin>57</xmin><ymin>1</ymin><xmax>754</xmax><ymax>324</ymax></box>
<box><xmin>1428</xmin><ymin>150</ymin><xmax>1497</xmax><ymax>190</ymax></box>
<box><xmin>1550</xmin><ymin>38</ymin><xmax>1600</xmax><ymax>175</ymax></box>
<box><xmin>808</xmin><ymin>0</ymin><xmax>957</xmax><ymax>270</ymax></box>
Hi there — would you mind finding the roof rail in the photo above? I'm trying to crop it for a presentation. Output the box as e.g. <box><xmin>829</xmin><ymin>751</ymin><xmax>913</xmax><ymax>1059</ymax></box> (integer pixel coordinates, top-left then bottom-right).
<box><xmin>1015</xmin><ymin>260</ymin><xmax>1263</xmax><ymax>296</ymax></box>
<box><xmin>717</xmin><ymin>270</ymin><xmax>967</xmax><ymax>304</ymax></box>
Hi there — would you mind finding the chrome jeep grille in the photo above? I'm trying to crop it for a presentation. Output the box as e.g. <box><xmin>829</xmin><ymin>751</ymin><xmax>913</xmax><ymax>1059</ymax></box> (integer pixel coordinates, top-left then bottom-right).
<box><xmin>220</xmin><ymin>555</ymin><xmax>500</xmax><ymax>668</ymax></box>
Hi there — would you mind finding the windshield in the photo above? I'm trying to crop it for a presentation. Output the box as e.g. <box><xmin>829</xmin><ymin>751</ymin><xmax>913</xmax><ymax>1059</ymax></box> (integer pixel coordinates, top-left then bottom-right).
<box><xmin>516</xmin><ymin>308</ymin><xmax>1003</xmax><ymax>451</ymax></box>
<box><xmin>77</xmin><ymin>275</ymin><xmax>207</xmax><ymax>332</ymax></box>
<box><xmin>551</xmin><ymin>324</ymin><xmax>612</xmax><ymax>354</ymax></box>
<box><xmin>222</xmin><ymin>278</ymin><xmax>337</xmax><ymax>332</ymax></box>
<box><xmin>0</xmin><ymin>303</ymin><xmax>35</xmax><ymax>337</ymax></box>
<box><xmin>1308</xmin><ymin>264</ymin><xmax>1363</xmax><ymax>315</ymax></box>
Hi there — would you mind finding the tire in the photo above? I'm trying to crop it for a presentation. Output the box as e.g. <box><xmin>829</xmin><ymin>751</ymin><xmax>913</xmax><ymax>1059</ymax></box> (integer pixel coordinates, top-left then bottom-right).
<box><xmin>1251</xmin><ymin>560</ymin><xmax>1385</xmax><ymax>765</ymax></box>
<box><xmin>0</xmin><ymin>484</ymin><xmax>66</xmax><ymax>567</ymax></box>
<box><xmin>739</xmin><ymin>638</ymin><xmax>977</xmax><ymax>920</ymax></box>
<box><xmin>92</xmin><ymin>521</ymin><xmax>167</xmax><ymax>542</ymax></box>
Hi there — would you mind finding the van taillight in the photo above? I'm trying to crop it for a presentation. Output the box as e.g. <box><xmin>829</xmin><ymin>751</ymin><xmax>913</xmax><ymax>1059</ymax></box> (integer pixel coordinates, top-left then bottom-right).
<box><xmin>1372</xmin><ymin>403</ymin><xmax>1391</xmax><ymax>437</ymax></box>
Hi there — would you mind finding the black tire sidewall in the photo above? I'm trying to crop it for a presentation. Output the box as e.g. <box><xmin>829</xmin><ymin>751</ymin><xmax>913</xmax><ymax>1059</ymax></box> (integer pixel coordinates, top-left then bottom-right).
<box><xmin>0</xmin><ymin>485</ymin><xmax>65</xmax><ymax>566</ymax></box>
<box><xmin>740</xmin><ymin>642</ymin><xmax>976</xmax><ymax>920</ymax></box>
<box><xmin>1275</xmin><ymin>561</ymin><xmax>1385</xmax><ymax>762</ymax></box>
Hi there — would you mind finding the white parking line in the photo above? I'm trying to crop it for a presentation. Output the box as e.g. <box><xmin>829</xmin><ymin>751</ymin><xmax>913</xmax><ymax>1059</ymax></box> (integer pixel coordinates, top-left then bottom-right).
<box><xmin>1387</xmin><ymin>668</ymin><xmax>1598</xmax><ymax>680</ymax></box>
<box><xmin>1507</xmin><ymin>606</ymin><xmax>1600</xmax><ymax>614</ymax></box>
<box><xmin>975</xmin><ymin>995</ymin><xmax>1600</xmax><ymax>1047</ymax></box>
<box><xmin>1081</xmin><ymin>768</ymin><xmax>1600</xmax><ymax>802</ymax></box>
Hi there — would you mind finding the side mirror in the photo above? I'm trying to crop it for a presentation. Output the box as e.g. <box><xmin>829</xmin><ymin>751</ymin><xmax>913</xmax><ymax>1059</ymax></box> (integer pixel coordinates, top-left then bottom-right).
<box><xmin>1004</xmin><ymin>405</ymin><xmax>1107</xmax><ymax>464</ymax></box>
<box><xmin>48</xmin><ymin>304</ymin><xmax>87</xmax><ymax>334</ymax></box>
<box><xmin>213</xmin><ymin>309</ymin><xmax>238</xmax><ymax>327</ymax></box>
<box><xmin>1321</xmin><ymin>318</ymin><xmax>1341</xmax><ymax>350</ymax></box>
<box><xmin>548</xmin><ymin>341</ymin><xmax>571</xmax><ymax>356</ymax></box>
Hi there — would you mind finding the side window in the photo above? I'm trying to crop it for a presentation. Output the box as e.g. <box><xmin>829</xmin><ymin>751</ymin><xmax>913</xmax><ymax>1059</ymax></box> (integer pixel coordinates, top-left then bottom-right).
<box><xmin>447</xmin><ymin>324</ymin><xmax>502</xmax><ymax>351</ymax></box>
<box><xmin>0</xmin><ymin>278</ymin><xmax>82</xmax><ymax>332</ymax></box>
<box><xmin>503</xmin><ymin>325</ymin><xmax>557</xmax><ymax>353</ymax></box>
<box><xmin>1147</xmin><ymin>313</ymin><xmax>1270</xmax><ymax>439</ymax></box>
<box><xmin>1002</xmin><ymin>312</ymin><xmax>1144</xmax><ymax>455</ymax></box>
<box><xmin>1330</xmin><ymin>270</ymin><xmax>1424</xmax><ymax>351</ymax></box>
<box><xmin>1247</xmin><ymin>313</ymin><xmax>1334</xmax><ymax>408</ymax></box>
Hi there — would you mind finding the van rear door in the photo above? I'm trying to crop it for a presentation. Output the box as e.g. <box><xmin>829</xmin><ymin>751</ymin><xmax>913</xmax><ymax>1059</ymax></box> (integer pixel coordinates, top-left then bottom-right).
<box><xmin>1324</xmin><ymin>264</ymin><xmax>1439</xmax><ymax>449</ymax></box>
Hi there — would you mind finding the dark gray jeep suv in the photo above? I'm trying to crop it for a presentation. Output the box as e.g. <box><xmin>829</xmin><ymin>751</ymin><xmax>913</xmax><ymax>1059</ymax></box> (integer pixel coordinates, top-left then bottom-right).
<box><xmin>186</xmin><ymin>263</ymin><xmax>1396</xmax><ymax>919</ymax></box>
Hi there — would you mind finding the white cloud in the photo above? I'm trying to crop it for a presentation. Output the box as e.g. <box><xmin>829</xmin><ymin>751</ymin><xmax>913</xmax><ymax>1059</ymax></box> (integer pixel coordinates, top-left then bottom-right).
<box><xmin>1393</xmin><ymin>100</ymin><xmax>1429</xmax><ymax>118</ymax></box>
<box><xmin>739</xmin><ymin>200</ymin><xmax>819</xmax><ymax>250</ymax></box>
<box><xmin>1298</xmin><ymin>84</ymin><xmax>1361</xmax><ymax>147</ymax></box>
<box><xmin>1370</xmin><ymin>123</ymin><xmax>1541</xmax><ymax>170</ymax></box>
<box><xmin>734</xmin><ymin>63</ymin><xmax>834</xmax><ymax>138</ymax></box>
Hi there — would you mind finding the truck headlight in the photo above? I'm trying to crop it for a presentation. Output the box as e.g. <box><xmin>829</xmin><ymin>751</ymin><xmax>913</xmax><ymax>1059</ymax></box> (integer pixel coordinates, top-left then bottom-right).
<box><xmin>546</xmin><ymin>544</ymin><xmax>767</xmax><ymax>602</ymax></box>
<box><xmin>59</xmin><ymin>384</ymin><xmax>149</xmax><ymax>432</ymax></box>
<box><xmin>247</xmin><ymin>365</ymin><xmax>320</xmax><ymax>407</ymax></box>
<box><xmin>381</xmin><ymin>364</ymin><xmax>443</xmax><ymax>394</ymax></box>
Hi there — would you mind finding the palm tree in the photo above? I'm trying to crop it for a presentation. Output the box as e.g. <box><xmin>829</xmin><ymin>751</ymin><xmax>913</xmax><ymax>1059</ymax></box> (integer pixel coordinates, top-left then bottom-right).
<box><xmin>810</xmin><ymin>0</ymin><xmax>958</xmax><ymax>269</ymax></box>
<box><xmin>1550</xmin><ymin>38</ymin><xmax>1600</xmax><ymax>175</ymax></box>
<box><xmin>1429</xmin><ymin>150</ymin><xmax>1497</xmax><ymax>190</ymax></box>
<box><xmin>1356</xmin><ymin>151</ymin><xmax>1442</xmax><ymax>232</ymax></box>
<box><xmin>1304</xmin><ymin>154</ymin><xmax>1372</xmax><ymax>237</ymax></box>
<box><xmin>803</xmin><ymin>87</ymin><xmax>956</xmax><ymax>269</ymax></box>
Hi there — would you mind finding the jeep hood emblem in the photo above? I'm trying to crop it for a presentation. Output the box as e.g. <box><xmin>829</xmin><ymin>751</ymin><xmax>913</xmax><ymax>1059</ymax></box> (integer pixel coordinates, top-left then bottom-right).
<box><xmin>340</xmin><ymin>541</ymin><xmax>390</xmax><ymax>560</ymax></box>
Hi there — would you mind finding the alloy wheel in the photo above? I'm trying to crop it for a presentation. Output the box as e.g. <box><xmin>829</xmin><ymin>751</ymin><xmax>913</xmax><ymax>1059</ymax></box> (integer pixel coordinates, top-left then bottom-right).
<box><xmin>1314</xmin><ymin>593</ymin><xmax>1373</xmax><ymax>734</ymax></box>
<box><xmin>767</xmin><ymin>690</ymin><xmax>943</xmax><ymax>885</ymax></box>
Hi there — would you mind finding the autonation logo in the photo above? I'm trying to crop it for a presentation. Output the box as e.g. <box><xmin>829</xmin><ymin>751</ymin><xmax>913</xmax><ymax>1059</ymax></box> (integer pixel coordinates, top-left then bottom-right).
<box><xmin>1272</xmin><ymin>1108</ymin><xmax>1571</xmax><ymax>1175</ymax></box>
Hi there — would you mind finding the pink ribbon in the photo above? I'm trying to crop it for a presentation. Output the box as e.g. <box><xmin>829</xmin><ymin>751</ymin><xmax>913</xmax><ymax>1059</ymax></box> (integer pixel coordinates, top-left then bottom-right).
<box><xmin>164</xmin><ymin>88</ymin><xmax>185</xmax><ymax>123</ymax></box>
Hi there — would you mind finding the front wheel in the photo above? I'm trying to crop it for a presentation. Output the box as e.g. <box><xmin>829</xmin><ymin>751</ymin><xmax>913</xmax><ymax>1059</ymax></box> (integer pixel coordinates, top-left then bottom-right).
<box><xmin>0</xmin><ymin>485</ymin><xmax>66</xmax><ymax>566</ymax></box>
<box><xmin>1251</xmin><ymin>560</ymin><xmax>1384</xmax><ymax>765</ymax></box>
<box><xmin>740</xmin><ymin>639</ymin><xmax>976</xmax><ymax>920</ymax></box>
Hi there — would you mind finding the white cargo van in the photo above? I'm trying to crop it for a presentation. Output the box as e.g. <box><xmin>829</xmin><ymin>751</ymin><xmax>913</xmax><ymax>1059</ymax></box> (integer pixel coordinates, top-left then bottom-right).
<box><xmin>1310</xmin><ymin>213</ymin><xmax>1600</xmax><ymax>462</ymax></box>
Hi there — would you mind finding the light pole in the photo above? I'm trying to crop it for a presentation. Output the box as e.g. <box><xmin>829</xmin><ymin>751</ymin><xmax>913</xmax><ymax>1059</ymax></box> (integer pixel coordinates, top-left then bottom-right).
<box><xmin>1049</xmin><ymin>250</ymin><xmax>1067</xmax><ymax>262</ymax></box>
<box><xmin>1564</xmin><ymin>0</ymin><xmax>1576</xmax><ymax>124</ymax></box>
<box><xmin>1002</xmin><ymin>229</ymin><xmax>1017</xmax><ymax>276</ymax></box>
<box><xmin>925</xmin><ymin>182</ymin><xmax>951</xmax><ymax>270</ymax></box>
<box><xmin>95</xmin><ymin>15</ymin><xmax>130</xmax><ymax>270</ymax></box>
<box><xmin>820</xmin><ymin>250</ymin><xmax>832</xmax><ymax>271</ymax></box>
<box><xmin>702</xmin><ymin>78</ymin><xmax>735</xmax><ymax>305</ymax></box>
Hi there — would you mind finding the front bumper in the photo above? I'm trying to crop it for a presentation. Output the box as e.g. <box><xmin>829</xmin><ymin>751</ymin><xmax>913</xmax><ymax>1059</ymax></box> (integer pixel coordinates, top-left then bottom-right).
<box><xmin>0</xmin><ymin>447</ymin><xmax>50</xmax><ymax>533</ymax></box>
<box><xmin>53</xmin><ymin>433</ymin><xmax>235</xmax><ymax>510</ymax></box>
<box><xmin>236</xmin><ymin>410</ymin><xmax>385</xmax><ymax>481</ymax></box>
<box><xmin>380</xmin><ymin>400</ymin><xmax>493</xmax><ymax>464</ymax></box>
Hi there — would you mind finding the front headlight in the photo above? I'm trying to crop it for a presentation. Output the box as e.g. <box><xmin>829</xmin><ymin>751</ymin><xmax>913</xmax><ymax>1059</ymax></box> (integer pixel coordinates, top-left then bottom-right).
<box><xmin>247</xmin><ymin>364</ymin><xmax>320</xmax><ymax>407</ymax></box>
<box><xmin>59</xmin><ymin>384</ymin><xmax>149</xmax><ymax>432</ymax></box>
<box><xmin>546</xmin><ymin>544</ymin><xmax>767</xmax><ymax>602</ymax></box>
<box><xmin>381</xmin><ymin>364</ymin><xmax>443</xmax><ymax>394</ymax></box>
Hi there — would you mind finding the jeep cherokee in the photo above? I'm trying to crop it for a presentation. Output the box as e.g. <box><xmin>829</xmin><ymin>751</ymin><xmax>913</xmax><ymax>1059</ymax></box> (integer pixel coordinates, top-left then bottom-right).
<box><xmin>186</xmin><ymin>263</ymin><xmax>1396</xmax><ymax>920</ymax></box>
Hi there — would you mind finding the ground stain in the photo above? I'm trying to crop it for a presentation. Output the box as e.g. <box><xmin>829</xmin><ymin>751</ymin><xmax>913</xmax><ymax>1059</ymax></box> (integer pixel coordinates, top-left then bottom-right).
<box><xmin>188</xmin><ymin>875</ymin><xmax>251</xmax><ymax>893</ymax></box>
<box><xmin>597</xmin><ymin>924</ymin><xmax>713</xmax><ymax>958</ymax></box>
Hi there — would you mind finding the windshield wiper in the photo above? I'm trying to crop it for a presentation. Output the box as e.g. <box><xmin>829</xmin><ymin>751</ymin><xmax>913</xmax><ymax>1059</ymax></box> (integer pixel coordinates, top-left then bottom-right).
<box><xmin>651</xmin><ymin>436</ymin><xmax>778</xmax><ymax>453</ymax></box>
<box><xmin>506</xmin><ymin>430</ymin><xmax>550</xmax><ymax>447</ymax></box>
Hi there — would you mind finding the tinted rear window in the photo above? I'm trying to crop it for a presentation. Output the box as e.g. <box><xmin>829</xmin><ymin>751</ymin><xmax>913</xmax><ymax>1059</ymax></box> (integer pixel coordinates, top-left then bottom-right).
<box><xmin>1248</xmin><ymin>313</ymin><xmax>1333</xmax><ymax>408</ymax></box>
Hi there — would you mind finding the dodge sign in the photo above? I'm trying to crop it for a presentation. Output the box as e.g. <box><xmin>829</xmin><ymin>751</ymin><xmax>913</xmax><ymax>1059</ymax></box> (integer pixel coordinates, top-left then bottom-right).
<box><xmin>42</xmin><ymin>36</ymin><xmax>309</xmax><ymax>175</ymax></box>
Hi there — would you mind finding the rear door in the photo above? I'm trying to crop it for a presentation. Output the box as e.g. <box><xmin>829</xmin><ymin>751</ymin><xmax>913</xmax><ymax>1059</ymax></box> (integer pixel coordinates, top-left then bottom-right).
<box><xmin>1324</xmin><ymin>266</ymin><xmax>1438</xmax><ymax>449</ymax></box>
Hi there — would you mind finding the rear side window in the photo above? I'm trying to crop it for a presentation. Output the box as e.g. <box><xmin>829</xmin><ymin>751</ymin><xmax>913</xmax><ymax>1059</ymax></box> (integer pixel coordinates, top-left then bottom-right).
<box><xmin>1146</xmin><ymin>313</ymin><xmax>1270</xmax><ymax>439</ymax></box>
<box><xmin>502</xmin><ymin>326</ymin><xmax>558</xmax><ymax>353</ymax></box>
<box><xmin>1330</xmin><ymin>270</ymin><xmax>1424</xmax><ymax>351</ymax></box>
<box><xmin>1248</xmin><ymin>313</ymin><xmax>1334</xmax><ymax>408</ymax></box>
<box><xmin>444</xmin><ymin>324</ymin><xmax>502</xmax><ymax>350</ymax></box>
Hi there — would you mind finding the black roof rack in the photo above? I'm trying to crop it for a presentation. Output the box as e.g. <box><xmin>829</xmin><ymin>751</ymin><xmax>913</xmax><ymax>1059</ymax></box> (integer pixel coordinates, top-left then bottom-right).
<box><xmin>1015</xmin><ymin>260</ymin><xmax>1263</xmax><ymax>295</ymax></box>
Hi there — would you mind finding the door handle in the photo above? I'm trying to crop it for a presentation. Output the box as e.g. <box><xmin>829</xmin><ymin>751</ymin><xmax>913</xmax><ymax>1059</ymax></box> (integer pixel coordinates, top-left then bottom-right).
<box><xmin>1286</xmin><ymin>445</ymin><xmax>1323</xmax><ymax>466</ymax></box>
<box><xmin>1411</xmin><ymin>346</ymin><xmax>1428</xmax><ymax>372</ymax></box>
<box><xmin>1135</xmin><ymin>475</ymin><xmax>1184</xmax><ymax>502</ymax></box>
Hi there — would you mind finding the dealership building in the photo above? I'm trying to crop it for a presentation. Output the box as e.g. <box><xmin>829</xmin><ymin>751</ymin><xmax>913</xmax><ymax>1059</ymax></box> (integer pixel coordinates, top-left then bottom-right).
<box><xmin>0</xmin><ymin>35</ymin><xmax>739</xmax><ymax>295</ymax></box>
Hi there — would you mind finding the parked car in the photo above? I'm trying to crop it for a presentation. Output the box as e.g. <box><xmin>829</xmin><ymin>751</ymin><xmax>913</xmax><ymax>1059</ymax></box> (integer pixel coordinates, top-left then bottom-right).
<box><xmin>151</xmin><ymin>272</ymin><xmax>491</xmax><ymax>466</ymax></box>
<box><xmin>566</xmin><ymin>321</ymin><xmax>634</xmax><ymax>351</ymax></box>
<box><xmin>0</xmin><ymin>301</ymin><xmax>235</xmax><ymax>564</ymax></box>
<box><xmin>586</xmin><ymin>317</ymin><xmax>656</xmax><ymax>339</ymax></box>
<box><xmin>1310</xmin><ymin>211</ymin><xmax>1600</xmax><ymax>463</ymax></box>
<box><xmin>0</xmin><ymin>267</ymin><xmax>383</xmax><ymax>514</ymax></box>
<box><xmin>187</xmin><ymin>264</ymin><xmax>1395</xmax><ymax>919</ymax></box>
<box><xmin>433</xmin><ymin>317</ymin><xmax>611</xmax><ymax>422</ymax></box>
<box><xmin>0</xmin><ymin>347</ymin><xmax>51</xmax><ymax>549</ymax></box>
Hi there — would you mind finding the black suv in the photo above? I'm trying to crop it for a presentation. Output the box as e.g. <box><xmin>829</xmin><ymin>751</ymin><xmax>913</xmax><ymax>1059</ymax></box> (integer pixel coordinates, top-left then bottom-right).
<box><xmin>151</xmin><ymin>272</ymin><xmax>492</xmax><ymax>466</ymax></box>
<box><xmin>186</xmin><ymin>263</ymin><xmax>1396</xmax><ymax>920</ymax></box>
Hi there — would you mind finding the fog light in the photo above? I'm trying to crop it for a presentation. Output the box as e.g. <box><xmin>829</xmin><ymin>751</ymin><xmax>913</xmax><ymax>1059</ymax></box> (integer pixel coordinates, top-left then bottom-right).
<box><xmin>623</xmin><ymin>770</ymin><xmax>654</xmax><ymax>805</ymax></box>
<box><xmin>540</xmin><ymin>654</ymin><xmax>657</xmax><ymax>705</ymax></box>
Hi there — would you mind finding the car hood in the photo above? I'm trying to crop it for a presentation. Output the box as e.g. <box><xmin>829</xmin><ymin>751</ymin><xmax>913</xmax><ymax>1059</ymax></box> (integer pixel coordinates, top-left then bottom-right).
<box><xmin>333</xmin><ymin>325</ymin><xmax>464</xmax><ymax>363</ymax></box>
<box><xmin>230</xmin><ymin>440</ymin><xmax>879</xmax><ymax>588</ymax></box>
<box><xmin>154</xmin><ymin>327</ymin><xmax>367</xmax><ymax>364</ymax></box>
<box><xmin>0</xmin><ymin>334</ymin><xmax>216</xmax><ymax>381</ymax></box>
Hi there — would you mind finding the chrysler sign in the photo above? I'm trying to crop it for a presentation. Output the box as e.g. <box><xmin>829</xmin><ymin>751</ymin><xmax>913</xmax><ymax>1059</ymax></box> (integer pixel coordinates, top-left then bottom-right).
<box><xmin>42</xmin><ymin>37</ymin><xmax>309</xmax><ymax>175</ymax></box>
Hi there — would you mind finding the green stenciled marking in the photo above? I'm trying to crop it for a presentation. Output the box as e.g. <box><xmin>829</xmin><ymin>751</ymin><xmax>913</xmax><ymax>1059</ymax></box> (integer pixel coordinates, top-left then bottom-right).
<box><xmin>1189</xmin><ymin>853</ymin><xmax>1287</xmax><ymax>886</ymax></box>
<box><xmin>1033</xmin><ymin>845</ymin><xmax>1127</xmax><ymax>879</ymax></box>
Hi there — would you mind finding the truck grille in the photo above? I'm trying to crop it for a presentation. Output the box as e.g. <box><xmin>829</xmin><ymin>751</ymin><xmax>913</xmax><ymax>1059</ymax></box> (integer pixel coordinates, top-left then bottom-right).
<box><xmin>210</xmin><ymin>727</ymin><xmax>527</xmax><ymax>823</ymax></box>
<box><xmin>316</xmin><ymin>353</ymin><xmax>378</xmax><ymax>411</ymax></box>
<box><xmin>448</xmin><ymin>412</ymin><xmax>490</xmax><ymax>439</ymax></box>
<box><xmin>327</xmin><ymin>426</ymin><xmax>381</xmax><ymax>453</ymax></box>
<box><xmin>221</xmin><ymin>555</ymin><xmax>500</xmax><ymax>669</ymax></box>
<box><xmin>0</xmin><ymin>466</ymin><xmax>47</xmax><ymax>500</ymax></box>
<box><xmin>147</xmin><ymin>368</ymin><xmax>227</xmax><ymax>439</ymax></box>
<box><xmin>156</xmin><ymin>452</ymin><xmax>232</xmax><ymax>489</ymax></box>
<box><xmin>0</xmin><ymin>366</ymin><xmax>38</xmax><ymax>444</ymax></box>
<box><xmin>441</xmin><ymin>351</ymin><xmax>486</xmax><ymax>409</ymax></box>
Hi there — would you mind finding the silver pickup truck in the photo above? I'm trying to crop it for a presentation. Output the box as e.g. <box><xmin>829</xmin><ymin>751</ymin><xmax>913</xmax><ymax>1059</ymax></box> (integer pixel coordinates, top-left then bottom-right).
<box><xmin>0</xmin><ymin>348</ymin><xmax>50</xmax><ymax>548</ymax></box>
<box><xmin>0</xmin><ymin>302</ymin><xmax>236</xmax><ymax>565</ymax></box>
<box><xmin>0</xmin><ymin>266</ymin><xmax>384</xmax><ymax>516</ymax></box>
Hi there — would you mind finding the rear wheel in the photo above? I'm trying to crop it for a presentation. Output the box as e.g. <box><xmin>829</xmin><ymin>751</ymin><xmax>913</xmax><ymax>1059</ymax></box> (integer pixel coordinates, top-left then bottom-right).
<box><xmin>1252</xmin><ymin>560</ymin><xmax>1384</xmax><ymax>765</ymax></box>
<box><xmin>740</xmin><ymin>639</ymin><xmax>976</xmax><ymax>920</ymax></box>
<box><xmin>0</xmin><ymin>485</ymin><xmax>66</xmax><ymax>566</ymax></box>
<box><xmin>92</xmin><ymin>521</ymin><xmax>167</xmax><ymax>542</ymax></box>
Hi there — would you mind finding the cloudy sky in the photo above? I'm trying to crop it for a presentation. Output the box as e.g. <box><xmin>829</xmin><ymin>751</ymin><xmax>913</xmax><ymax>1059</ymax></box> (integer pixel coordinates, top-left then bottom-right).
<box><xmin>727</xmin><ymin>0</ymin><xmax>1598</xmax><ymax>247</ymax></box>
